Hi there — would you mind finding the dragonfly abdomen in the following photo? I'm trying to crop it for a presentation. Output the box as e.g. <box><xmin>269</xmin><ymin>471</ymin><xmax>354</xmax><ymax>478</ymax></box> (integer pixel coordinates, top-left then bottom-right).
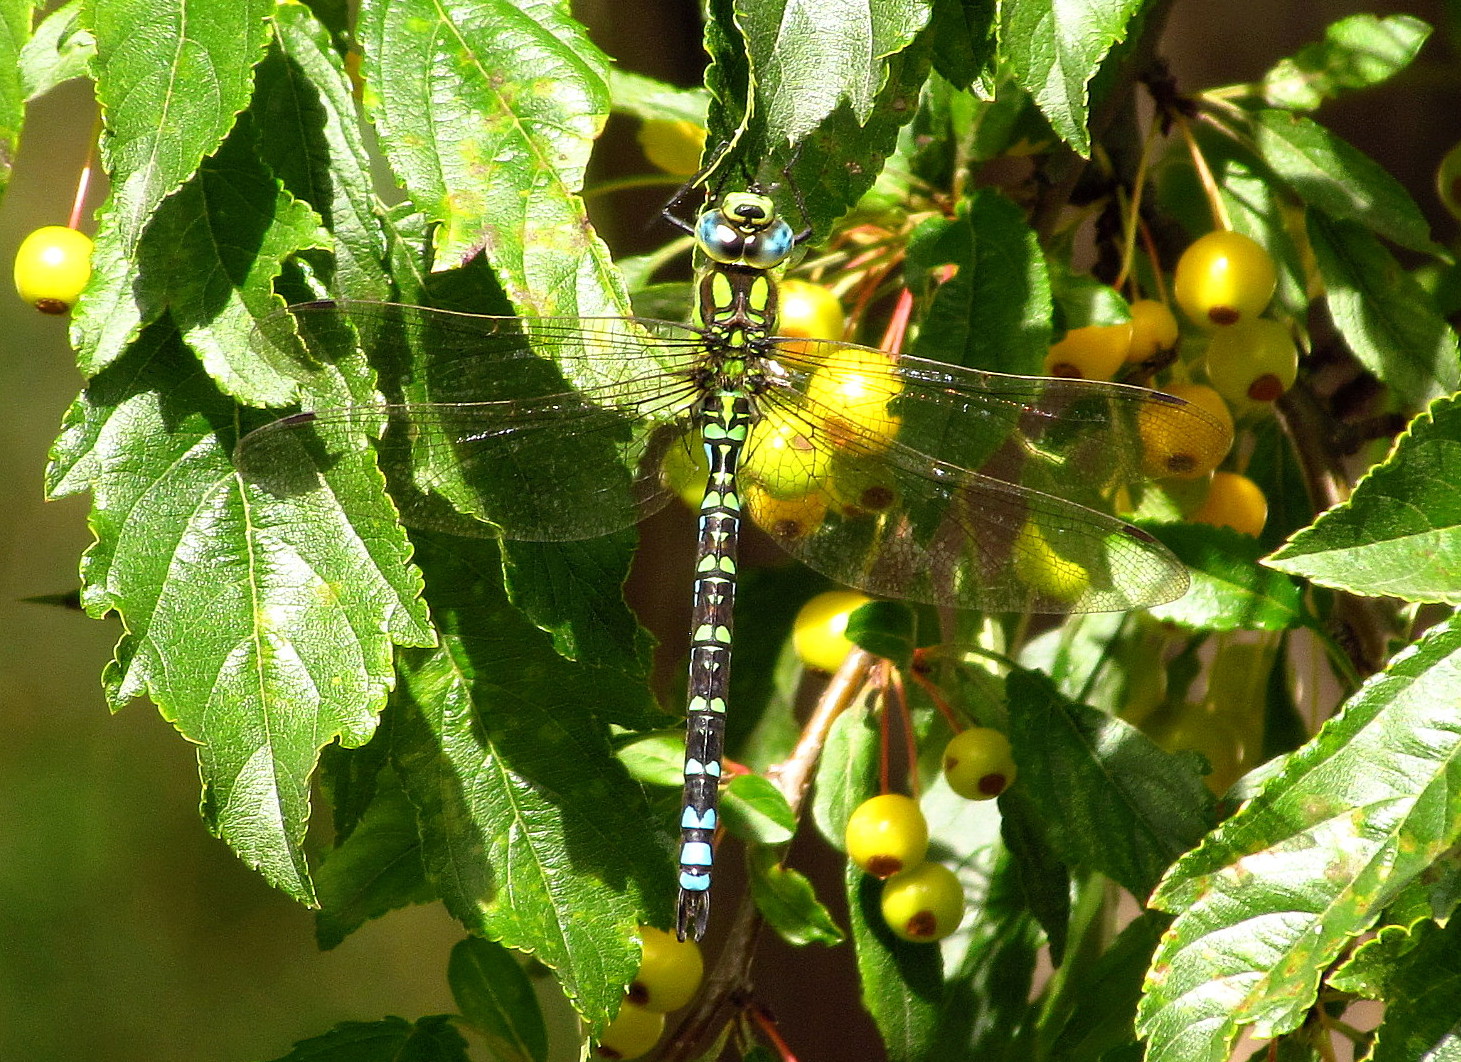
<box><xmin>676</xmin><ymin>389</ymin><xmax>752</xmax><ymax>941</ymax></box>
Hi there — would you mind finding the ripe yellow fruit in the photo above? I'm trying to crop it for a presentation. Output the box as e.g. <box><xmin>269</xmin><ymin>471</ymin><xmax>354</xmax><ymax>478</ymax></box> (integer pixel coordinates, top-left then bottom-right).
<box><xmin>792</xmin><ymin>590</ymin><xmax>873</xmax><ymax>672</ymax></box>
<box><xmin>594</xmin><ymin>999</ymin><xmax>665</xmax><ymax>1059</ymax></box>
<box><xmin>778</xmin><ymin>278</ymin><xmax>845</xmax><ymax>341</ymax></box>
<box><xmin>1043</xmin><ymin>321</ymin><xmax>1134</xmax><ymax>380</ymax></box>
<box><xmin>637</xmin><ymin>119</ymin><xmax>708</xmax><ymax>176</ymax></box>
<box><xmin>14</xmin><ymin>225</ymin><xmax>94</xmax><ymax>313</ymax></box>
<box><xmin>628</xmin><ymin>925</ymin><xmax>703</xmax><ymax>1013</ymax></box>
<box><xmin>880</xmin><ymin>862</ymin><xmax>965</xmax><ymax>942</ymax></box>
<box><xmin>1011</xmin><ymin>521</ymin><xmax>1091</xmax><ymax>604</ymax></box>
<box><xmin>845</xmin><ymin>793</ymin><xmax>930</xmax><ymax>879</ymax></box>
<box><xmin>1126</xmin><ymin>299</ymin><xmax>1180</xmax><ymax>362</ymax></box>
<box><xmin>1203</xmin><ymin>318</ymin><xmax>1299</xmax><ymax>405</ymax></box>
<box><xmin>805</xmin><ymin>346</ymin><xmax>904</xmax><ymax>451</ymax></box>
<box><xmin>1174</xmin><ymin>230</ymin><xmax>1277</xmax><ymax>329</ymax></box>
<box><xmin>742</xmin><ymin>405</ymin><xmax>833</xmax><ymax>499</ymax></box>
<box><xmin>1191</xmin><ymin>471</ymin><xmax>1268</xmax><ymax>537</ymax></box>
<box><xmin>941</xmin><ymin>727</ymin><xmax>1016</xmax><ymax>800</ymax></box>
<box><xmin>744</xmin><ymin>482</ymin><xmax>828</xmax><ymax>540</ymax></box>
<box><xmin>1138</xmin><ymin>382</ymin><xmax>1233</xmax><ymax>480</ymax></box>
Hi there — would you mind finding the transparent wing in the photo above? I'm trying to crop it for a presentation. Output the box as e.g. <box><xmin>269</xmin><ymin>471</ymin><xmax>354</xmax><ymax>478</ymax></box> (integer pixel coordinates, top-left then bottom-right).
<box><xmin>237</xmin><ymin>301</ymin><xmax>706</xmax><ymax>540</ymax></box>
<box><xmin>737</xmin><ymin>338</ymin><xmax>1233</xmax><ymax>613</ymax></box>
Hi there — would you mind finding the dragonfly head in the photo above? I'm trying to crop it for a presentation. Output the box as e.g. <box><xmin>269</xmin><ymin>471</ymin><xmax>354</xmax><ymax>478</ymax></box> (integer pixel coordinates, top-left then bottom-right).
<box><xmin>696</xmin><ymin>191</ymin><xmax>795</xmax><ymax>270</ymax></box>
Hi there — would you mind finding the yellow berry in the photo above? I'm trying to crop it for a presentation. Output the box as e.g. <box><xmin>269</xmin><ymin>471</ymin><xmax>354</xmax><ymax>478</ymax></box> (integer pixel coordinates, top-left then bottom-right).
<box><xmin>742</xmin><ymin>404</ymin><xmax>833</xmax><ymax>500</ymax></box>
<box><xmin>1126</xmin><ymin>299</ymin><xmax>1180</xmax><ymax>362</ymax></box>
<box><xmin>1174</xmin><ymin>230</ymin><xmax>1277</xmax><ymax>329</ymax></box>
<box><xmin>1154</xmin><ymin>703</ymin><xmax>1245</xmax><ymax>796</ymax></box>
<box><xmin>778</xmin><ymin>279</ymin><xmax>845</xmax><ymax>341</ymax></box>
<box><xmin>594</xmin><ymin>999</ymin><xmax>665</xmax><ymax>1060</ymax></box>
<box><xmin>637</xmin><ymin>119</ymin><xmax>708</xmax><ymax>177</ymax></box>
<box><xmin>1043</xmin><ymin>321</ymin><xmax>1134</xmax><ymax>380</ymax></box>
<box><xmin>628</xmin><ymin>925</ymin><xmax>703</xmax><ymax>1013</ymax></box>
<box><xmin>14</xmin><ymin>225</ymin><xmax>94</xmax><ymax>314</ymax></box>
<box><xmin>805</xmin><ymin>345</ymin><xmax>904</xmax><ymax>451</ymax></box>
<box><xmin>792</xmin><ymin>590</ymin><xmax>873</xmax><ymax>672</ymax></box>
<box><xmin>845</xmin><ymin>793</ymin><xmax>929</xmax><ymax>879</ymax></box>
<box><xmin>1138</xmin><ymin>382</ymin><xmax>1234</xmax><ymax>480</ymax></box>
<box><xmin>663</xmin><ymin>441</ymin><xmax>709</xmax><ymax>511</ymax></box>
<box><xmin>880</xmin><ymin>862</ymin><xmax>965</xmax><ymax>942</ymax></box>
<box><xmin>1011</xmin><ymin>520</ymin><xmax>1091</xmax><ymax>604</ymax></box>
<box><xmin>1191</xmin><ymin>471</ymin><xmax>1268</xmax><ymax>537</ymax></box>
<box><xmin>744</xmin><ymin>482</ymin><xmax>828</xmax><ymax>540</ymax></box>
<box><xmin>1203</xmin><ymin>318</ymin><xmax>1299</xmax><ymax>405</ymax></box>
<box><xmin>941</xmin><ymin>727</ymin><xmax>1016</xmax><ymax>800</ymax></box>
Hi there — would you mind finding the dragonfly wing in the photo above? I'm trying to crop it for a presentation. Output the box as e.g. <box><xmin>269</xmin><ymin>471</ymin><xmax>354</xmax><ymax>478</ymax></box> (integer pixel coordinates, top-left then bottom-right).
<box><xmin>739</xmin><ymin>390</ymin><xmax>1188</xmax><ymax>614</ymax></box>
<box><xmin>771</xmin><ymin>339</ymin><xmax>1232</xmax><ymax>512</ymax></box>
<box><xmin>238</xmin><ymin>301</ymin><xmax>705</xmax><ymax>540</ymax></box>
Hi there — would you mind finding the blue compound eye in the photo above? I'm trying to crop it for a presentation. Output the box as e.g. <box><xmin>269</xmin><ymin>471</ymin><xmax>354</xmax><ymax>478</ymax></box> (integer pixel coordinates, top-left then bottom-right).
<box><xmin>696</xmin><ymin>210</ymin><xmax>743</xmax><ymax>263</ymax></box>
<box><xmin>741</xmin><ymin>218</ymin><xmax>795</xmax><ymax>269</ymax></box>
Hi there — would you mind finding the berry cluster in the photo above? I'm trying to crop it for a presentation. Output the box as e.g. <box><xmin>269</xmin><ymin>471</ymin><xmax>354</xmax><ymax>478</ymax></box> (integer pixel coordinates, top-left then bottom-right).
<box><xmin>594</xmin><ymin>925</ymin><xmax>704</xmax><ymax>1059</ymax></box>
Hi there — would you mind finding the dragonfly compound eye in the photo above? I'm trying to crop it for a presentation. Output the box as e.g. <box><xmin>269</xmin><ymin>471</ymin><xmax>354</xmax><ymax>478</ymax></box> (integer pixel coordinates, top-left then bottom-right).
<box><xmin>741</xmin><ymin>219</ymin><xmax>795</xmax><ymax>269</ymax></box>
<box><xmin>696</xmin><ymin>209</ymin><xmax>746</xmax><ymax>264</ymax></box>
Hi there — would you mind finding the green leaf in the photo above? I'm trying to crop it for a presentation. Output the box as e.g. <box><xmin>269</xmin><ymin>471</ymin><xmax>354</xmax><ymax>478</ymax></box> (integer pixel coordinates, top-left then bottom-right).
<box><xmin>844</xmin><ymin>600</ymin><xmax>917</xmax><ymax>669</ymax></box>
<box><xmin>736</xmin><ymin>0</ymin><xmax>931</xmax><ymax>148</ymax></box>
<box><xmin>1043</xmin><ymin>912</ymin><xmax>1169</xmax><ymax>1061</ymax></box>
<box><xmin>908</xmin><ymin>190</ymin><xmax>1052</xmax><ymax>377</ymax></box>
<box><xmin>746</xmin><ymin>847</ymin><xmax>844</xmax><ymax>946</ymax></box>
<box><xmin>356</xmin><ymin>0</ymin><xmax>626</xmax><ymax>320</ymax></box>
<box><xmin>1145</xmin><ymin>523</ymin><xmax>1308</xmax><ymax>632</ymax></box>
<box><xmin>998</xmin><ymin>788</ymin><xmax>1071</xmax><ymax>962</ymax></box>
<box><xmin>0</xmin><ymin>0</ymin><xmax>35</xmax><ymax>200</ymax></box>
<box><xmin>314</xmin><ymin>764</ymin><xmax>435</xmax><ymax>949</ymax></box>
<box><xmin>46</xmin><ymin>323</ymin><xmax>433</xmax><ymax>903</ymax></box>
<box><xmin>501</xmin><ymin>538</ymin><xmax>651</xmax><ymax>675</ymax></box>
<box><xmin>1267</xmin><ymin>393</ymin><xmax>1461</xmax><ymax>603</ymax></box>
<box><xmin>1307</xmin><ymin>212</ymin><xmax>1461</xmax><ymax>409</ymax></box>
<box><xmin>258</xmin><ymin>1</ymin><xmax>392</xmax><ymax>303</ymax></box>
<box><xmin>73</xmin><ymin>120</ymin><xmax>329</xmax><ymax>399</ymax></box>
<box><xmin>389</xmin><ymin>530</ymin><xmax>669</xmax><ymax>1034</ymax></box>
<box><xmin>87</xmin><ymin>0</ymin><xmax>273</xmax><ymax>253</ymax></box>
<box><xmin>617</xmin><ymin>730</ymin><xmax>685</xmax><ymax>789</ymax></box>
<box><xmin>811</xmin><ymin>702</ymin><xmax>880</xmax><ymax>849</ymax></box>
<box><xmin>1137</xmin><ymin>612</ymin><xmax>1461</xmax><ymax>1060</ymax></box>
<box><xmin>722</xmin><ymin>773</ymin><xmax>795</xmax><ymax>845</ymax></box>
<box><xmin>448</xmin><ymin>936</ymin><xmax>549</xmax><ymax>1062</ymax></box>
<box><xmin>1005</xmin><ymin>670</ymin><xmax>1213</xmax><ymax>899</ymax></box>
<box><xmin>1359</xmin><ymin>918</ymin><xmax>1461</xmax><ymax>1062</ymax></box>
<box><xmin>1000</xmin><ymin>0</ymin><xmax>1142</xmax><ymax>156</ymax></box>
<box><xmin>263</xmin><ymin>1016</ymin><xmax>469</xmax><ymax>1062</ymax></box>
<box><xmin>608</xmin><ymin>68</ymin><xmax>708</xmax><ymax>125</ymax></box>
<box><xmin>20</xmin><ymin>0</ymin><xmax>93</xmax><ymax>102</ymax></box>
<box><xmin>1251</xmin><ymin>109</ymin><xmax>1444</xmax><ymax>256</ymax></box>
<box><xmin>926</xmin><ymin>0</ymin><xmax>996</xmax><ymax>89</ymax></box>
<box><xmin>1261</xmin><ymin>14</ymin><xmax>1431</xmax><ymax>111</ymax></box>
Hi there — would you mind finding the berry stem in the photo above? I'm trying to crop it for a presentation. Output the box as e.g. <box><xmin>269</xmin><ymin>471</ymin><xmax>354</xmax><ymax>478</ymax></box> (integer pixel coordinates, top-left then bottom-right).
<box><xmin>1113</xmin><ymin>120</ymin><xmax>1162</xmax><ymax>294</ymax></box>
<box><xmin>877</xmin><ymin>660</ymin><xmax>893</xmax><ymax>794</ymax></box>
<box><xmin>747</xmin><ymin>1002</ymin><xmax>800</xmax><ymax>1062</ymax></box>
<box><xmin>909</xmin><ymin>654</ymin><xmax>963</xmax><ymax>733</ymax></box>
<box><xmin>1175</xmin><ymin>113</ymin><xmax>1231</xmax><ymax>232</ymax></box>
<box><xmin>68</xmin><ymin>110</ymin><xmax>103</xmax><ymax>231</ymax></box>
<box><xmin>887</xmin><ymin>665</ymin><xmax>920</xmax><ymax>800</ymax></box>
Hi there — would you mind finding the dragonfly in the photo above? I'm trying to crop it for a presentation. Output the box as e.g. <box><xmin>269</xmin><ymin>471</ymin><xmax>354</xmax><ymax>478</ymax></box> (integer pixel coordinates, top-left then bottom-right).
<box><xmin>236</xmin><ymin>188</ymin><xmax>1231</xmax><ymax>940</ymax></box>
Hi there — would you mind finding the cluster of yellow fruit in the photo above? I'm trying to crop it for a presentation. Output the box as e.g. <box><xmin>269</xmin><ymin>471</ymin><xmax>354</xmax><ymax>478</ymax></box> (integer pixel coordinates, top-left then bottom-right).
<box><xmin>843</xmin><ymin>727</ymin><xmax>1017</xmax><ymax>943</ymax></box>
<box><xmin>594</xmin><ymin>925</ymin><xmax>704</xmax><ymax>1059</ymax></box>
<box><xmin>1042</xmin><ymin>229</ymin><xmax>1295</xmax><ymax>540</ymax></box>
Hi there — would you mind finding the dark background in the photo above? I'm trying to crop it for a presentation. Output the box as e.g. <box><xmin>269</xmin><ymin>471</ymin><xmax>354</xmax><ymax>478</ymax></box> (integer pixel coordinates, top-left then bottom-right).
<box><xmin>1</xmin><ymin>2</ymin><xmax>1456</xmax><ymax>1060</ymax></box>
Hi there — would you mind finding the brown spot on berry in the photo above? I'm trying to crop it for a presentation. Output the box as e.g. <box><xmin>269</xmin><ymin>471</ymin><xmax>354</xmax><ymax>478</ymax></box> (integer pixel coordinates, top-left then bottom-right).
<box><xmin>1048</xmin><ymin>361</ymin><xmax>1082</xmax><ymax>378</ymax></box>
<box><xmin>867</xmin><ymin>854</ymin><xmax>904</xmax><ymax>878</ymax></box>
<box><xmin>860</xmin><ymin>485</ymin><xmax>895</xmax><ymax>510</ymax></box>
<box><xmin>903</xmin><ymin>911</ymin><xmax>938</xmax><ymax>938</ymax></box>
<box><xmin>626</xmin><ymin>982</ymin><xmax>648</xmax><ymax>1006</ymax></box>
<box><xmin>943</xmin><ymin>753</ymin><xmax>959</xmax><ymax>773</ymax></box>
<box><xmin>978</xmin><ymin>772</ymin><xmax>1008</xmax><ymax>797</ymax></box>
<box><xmin>1247</xmin><ymin>373</ymin><xmax>1284</xmax><ymax>402</ymax></box>
<box><xmin>1163</xmin><ymin>451</ymin><xmax>1198</xmax><ymax>475</ymax></box>
<box><xmin>772</xmin><ymin>517</ymin><xmax>809</xmax><ymax>539</ymax></box>
<box><xmin>1207</xmin><ymin>306</ymin><xmax>1241</xmax><ymax>326</ymax></box>
<box><xmin>595</xmin><ymin>1047</ymin><xmax>624</xmax><ymax>1060</ymax></box>
<box><xmin>34</xmin><ymin>297</ymin><xmax>68</xmax><ymax>315</ymax></box>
